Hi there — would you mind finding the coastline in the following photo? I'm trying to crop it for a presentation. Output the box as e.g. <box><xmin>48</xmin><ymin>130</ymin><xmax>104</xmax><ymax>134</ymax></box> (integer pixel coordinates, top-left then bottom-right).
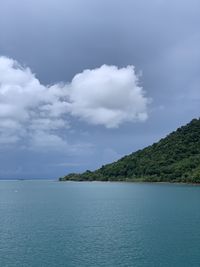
<box><xmin>58</xmin><ymin>179</ymin><xmax>200</xmax><ymax>186</ymax></box>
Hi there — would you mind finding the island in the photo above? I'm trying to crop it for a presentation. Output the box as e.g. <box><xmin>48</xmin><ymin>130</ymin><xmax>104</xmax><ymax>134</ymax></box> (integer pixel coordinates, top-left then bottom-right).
<box><xmin>59</xmin><ymin>118</ymin><xmax>200</xmax><ymax>183</ymax></box>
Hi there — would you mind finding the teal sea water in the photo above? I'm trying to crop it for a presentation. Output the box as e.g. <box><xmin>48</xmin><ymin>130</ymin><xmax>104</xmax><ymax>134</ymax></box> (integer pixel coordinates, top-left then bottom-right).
<box><xmin>0</xmin><ymin>181</ymin><xmax>200</xmax><ymax>267</ymax></box>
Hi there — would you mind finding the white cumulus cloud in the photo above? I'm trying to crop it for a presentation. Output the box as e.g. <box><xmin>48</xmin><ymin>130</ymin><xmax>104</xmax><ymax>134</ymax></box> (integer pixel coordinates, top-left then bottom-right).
<box><xmin>68</xmin><ymin>65</ymin><xmax>150</xmax><ymax>128</ymax></box>
<box><xmin>0</xmin><ymin>56</ymin><xmax>69</xmax><ymax>147</ymax></box>
<box><xmin>0</xmin><ymin>56</ymin><xmax>150</xmax><ymax>148</ymax></box>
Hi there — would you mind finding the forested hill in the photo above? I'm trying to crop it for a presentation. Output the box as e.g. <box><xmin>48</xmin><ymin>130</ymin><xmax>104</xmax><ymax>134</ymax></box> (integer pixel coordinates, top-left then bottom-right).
<box><xmin>60</xmin><ymin>118</ymin><xmax>200</xmax><ymax>183</ymax></box>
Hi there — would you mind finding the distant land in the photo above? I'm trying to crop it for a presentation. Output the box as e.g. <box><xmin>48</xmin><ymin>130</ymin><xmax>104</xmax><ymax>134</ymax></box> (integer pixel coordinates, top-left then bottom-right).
<box><xmin>60</xmin><ymin>118</ymin><xmax>200</xmax><ymax>183</ymax></box>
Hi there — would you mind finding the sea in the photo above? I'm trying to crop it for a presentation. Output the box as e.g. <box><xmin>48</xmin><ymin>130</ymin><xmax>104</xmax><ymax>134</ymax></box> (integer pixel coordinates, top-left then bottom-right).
<box><xmin>0</xmin><ymin>180</ymin><xmax>200</xmax><ymax>267</ymax></box>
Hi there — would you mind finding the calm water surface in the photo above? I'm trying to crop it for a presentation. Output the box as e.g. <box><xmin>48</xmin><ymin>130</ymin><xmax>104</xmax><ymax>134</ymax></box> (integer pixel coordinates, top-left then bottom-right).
<box><xmin>0</xmin><ymin>180</ymin><xmax>200</xmax><ymax>267</ymax></box>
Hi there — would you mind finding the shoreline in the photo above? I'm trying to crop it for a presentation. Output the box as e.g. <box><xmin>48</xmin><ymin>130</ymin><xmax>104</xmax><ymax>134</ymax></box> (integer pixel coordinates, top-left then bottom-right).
<box><xmin>1</xmin><ymin>179</ymin><xmax>199</xmax><ymax>186</ymax></box>
<box><xmin>59</xmin><ymin>179</ymin><xmax>200</xmax><ymax>186</ymax></box>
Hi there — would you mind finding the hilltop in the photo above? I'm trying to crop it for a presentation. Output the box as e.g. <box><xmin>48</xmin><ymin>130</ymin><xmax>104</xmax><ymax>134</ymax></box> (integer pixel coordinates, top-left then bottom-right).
<box><xmin>60</xmin><ymin>118</ymin><xmax>200</xmax><ymax>183</ymax></box>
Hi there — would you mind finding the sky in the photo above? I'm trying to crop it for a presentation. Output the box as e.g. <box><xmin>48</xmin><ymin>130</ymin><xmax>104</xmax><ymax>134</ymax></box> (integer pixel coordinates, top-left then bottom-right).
<box><xmin>0</xmin><ymin>0</ymin><xmax>200</xmax><ymax>179</ymax></box>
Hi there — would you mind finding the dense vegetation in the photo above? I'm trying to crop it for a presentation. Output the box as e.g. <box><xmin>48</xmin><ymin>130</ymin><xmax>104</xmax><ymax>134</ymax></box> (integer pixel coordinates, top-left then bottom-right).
<box><xmin>60</xmin><ymin>118</ymin><xmax>200</xmax><ymax>183</ymax></box>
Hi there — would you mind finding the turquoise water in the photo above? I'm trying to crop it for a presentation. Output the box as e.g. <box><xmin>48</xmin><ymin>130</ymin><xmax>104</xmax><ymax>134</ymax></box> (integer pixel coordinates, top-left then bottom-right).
<box><xmin>0</xmin><ymin>181</ymin><xmax>200</xmax><ymax>267</ymax></box>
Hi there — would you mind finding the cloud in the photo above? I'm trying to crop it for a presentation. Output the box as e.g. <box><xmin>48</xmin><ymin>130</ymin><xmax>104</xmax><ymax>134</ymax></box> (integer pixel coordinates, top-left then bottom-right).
<box><xmin>0</xmin><ymin>56</ymin><xmax>150</xmax><ymax>147</ymax></box>
<box><xmin>0</xmin><ymin>56</ymin><xmax>69</xmax><ymax>147</ymax></box>
<box><xmin>68</xmin><ymin>65</ymin><xmax>150</xmax><ymax>128</ymax></box>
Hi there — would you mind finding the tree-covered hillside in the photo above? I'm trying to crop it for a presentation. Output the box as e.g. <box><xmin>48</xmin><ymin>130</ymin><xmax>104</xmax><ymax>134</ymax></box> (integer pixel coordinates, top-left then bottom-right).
<box><xmin>60</xmin><ymin>118</ymin><xmax>200</xmax><ymax>183</ymax></box>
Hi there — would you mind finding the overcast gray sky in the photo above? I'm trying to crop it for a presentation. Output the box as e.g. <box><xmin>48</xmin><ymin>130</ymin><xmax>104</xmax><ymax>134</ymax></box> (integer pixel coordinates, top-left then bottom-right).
<box><xmin>0</xmin><ymin>0</ymin><xmax>200</xmax><ymax>179</ymax></box>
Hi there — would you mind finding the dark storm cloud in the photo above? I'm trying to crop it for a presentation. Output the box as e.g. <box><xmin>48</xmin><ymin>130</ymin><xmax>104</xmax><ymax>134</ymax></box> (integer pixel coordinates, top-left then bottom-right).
<box><xmin>0</xmin><ymin>0</ymin><xmax>200</xmax><ymax>178</ymax></box>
